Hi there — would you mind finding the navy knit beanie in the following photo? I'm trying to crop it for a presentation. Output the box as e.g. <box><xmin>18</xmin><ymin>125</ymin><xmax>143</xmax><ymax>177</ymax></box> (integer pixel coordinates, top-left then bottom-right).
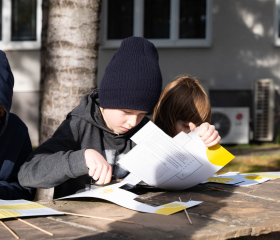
<box><xmin>99</xmin><ymin>36</ymin><xmax>162</xmax><ymax>113</ymax></box>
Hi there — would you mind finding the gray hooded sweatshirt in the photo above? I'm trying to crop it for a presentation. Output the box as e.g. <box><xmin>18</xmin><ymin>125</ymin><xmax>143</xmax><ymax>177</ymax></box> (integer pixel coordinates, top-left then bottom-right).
<box><xmin>18</xmin><ymin>89</ymin><xmax>149</xmax><ymax>198</ymax></box>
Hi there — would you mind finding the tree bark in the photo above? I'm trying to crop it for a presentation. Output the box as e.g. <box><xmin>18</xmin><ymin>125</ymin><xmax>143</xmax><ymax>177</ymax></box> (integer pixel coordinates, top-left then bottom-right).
<box><xmin>40</xmin><ymin>0</ymin><xmax>101</xmax><ymax>144</ymax></box>
<box><xmin>39</xmin><ymin>0</ymin><xmax>49</xmax><ymax>143</ymax></box>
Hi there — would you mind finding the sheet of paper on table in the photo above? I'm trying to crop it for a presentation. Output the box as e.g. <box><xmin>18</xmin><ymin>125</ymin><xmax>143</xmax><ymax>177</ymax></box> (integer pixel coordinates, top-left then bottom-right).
<box><xmin>59</xmin><ymin>179</ymin><xmax>202</xmax><ymax>215</ymax></box>
<box><xmin>240</xmin><ymin>172</ymin><xmax>280</xmax><ymax>180</ymax></box>
<box><xmin>202</xmin><ymin>171</ymin><xmax>271</xmax><ymax>186</ymax></box>
<box><xmin>0</xmin><ymin>200</ymin><xmax>63</xmax><ymax>219</ymax></box>
<box><xmin>118</xmin><ymin>121</ymin><xmax>235</xmax><ymax>190</ymax></box>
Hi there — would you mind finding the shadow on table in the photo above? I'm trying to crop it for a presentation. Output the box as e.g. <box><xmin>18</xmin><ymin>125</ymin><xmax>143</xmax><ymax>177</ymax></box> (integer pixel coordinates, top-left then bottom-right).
<box><xmin>69</xmin><ymin>183</ymin><xmax>235</xmax><ymax>240</ymax></box>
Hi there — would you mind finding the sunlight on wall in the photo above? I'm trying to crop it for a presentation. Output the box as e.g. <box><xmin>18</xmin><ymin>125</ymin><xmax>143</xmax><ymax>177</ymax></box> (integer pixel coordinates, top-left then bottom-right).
<box><xmin>252</xmin><ymin>23</ymin><xmax>264</xmax><ymax>36</ymax></box>
<box><xmin>6</xmin><ymin>51</ymin><xmax>40</xmax><ymax>92</ymax></box>
<box><xmin>238</xmin><ymin>9</ymin><xmax>264</xmax><ymax>36</ymax></box>
<box><xmin>239</xmin><ymin>50</ymin><xmax>280</xmax><ymax>80</ymax></box>
<box><xmin>255</xmin><ymin>56</ymin><xmax>279</xmax><ymax>67</ymax></box>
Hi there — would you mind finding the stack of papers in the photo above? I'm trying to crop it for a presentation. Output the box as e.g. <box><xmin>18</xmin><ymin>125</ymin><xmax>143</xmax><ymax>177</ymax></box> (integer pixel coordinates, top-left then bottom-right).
<box><xmin>119</xmin><ymin>121</ymin><xmax>235</xmax><ymax>190</ymax></box>
<box><xmin>201</xmin><ymin>172</ymin><xmax>273</xmax><ymax>186</ymax></box>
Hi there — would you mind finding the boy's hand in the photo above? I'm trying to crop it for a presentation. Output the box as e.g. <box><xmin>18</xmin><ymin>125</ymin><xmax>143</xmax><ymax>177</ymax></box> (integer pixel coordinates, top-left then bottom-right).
<box><xmin>84</xmin><ymin>149</ymin><xmax>112</xmax><ymax>185</ymax></box>
<box><xmin>191</xmin><ymin>122</ymin><xmax>221</xmax><ymax>147</ymax></box>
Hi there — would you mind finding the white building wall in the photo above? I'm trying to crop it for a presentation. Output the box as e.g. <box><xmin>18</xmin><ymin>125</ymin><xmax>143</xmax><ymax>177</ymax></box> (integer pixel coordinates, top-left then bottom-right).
<box><xmin>5</xmin><ymin>0</ymin><xmax>280</xmax><ymax>145</ymax></box>
<box><xmin>97</xmin><ymin>0</ymin><xmax>280</xmax><ymax>91</ymax></box>
<box><xmin>6</xmin><ymin>51</ymin><xmax>40</xmax><ymax>146</ymax></box>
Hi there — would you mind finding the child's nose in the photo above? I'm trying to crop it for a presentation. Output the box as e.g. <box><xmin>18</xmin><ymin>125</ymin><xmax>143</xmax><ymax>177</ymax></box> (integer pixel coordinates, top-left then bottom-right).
<box><xmin>127</xmin><ymin>115</ymin><xmax>138</xmax><ymax>127</ymax></box>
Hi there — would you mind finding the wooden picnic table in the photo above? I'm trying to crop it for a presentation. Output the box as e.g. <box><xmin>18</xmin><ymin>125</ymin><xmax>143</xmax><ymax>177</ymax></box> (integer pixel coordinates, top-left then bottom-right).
<box><xmin>1</xmin><ymin>179</ymin><xmax>280</xmax><ymax>240</ymax></box>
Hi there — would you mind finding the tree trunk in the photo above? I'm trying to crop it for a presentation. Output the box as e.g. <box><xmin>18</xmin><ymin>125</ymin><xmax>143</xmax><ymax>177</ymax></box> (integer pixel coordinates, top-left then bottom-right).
<box><xmin>39</xmin><ymin>0</ymin><xmax>49</xmax><ymax>143</ymax></box>
<box><xmin>40</xmin><ymin>0</ymin><xmax>101</xmax><ymax>144</ymax></box>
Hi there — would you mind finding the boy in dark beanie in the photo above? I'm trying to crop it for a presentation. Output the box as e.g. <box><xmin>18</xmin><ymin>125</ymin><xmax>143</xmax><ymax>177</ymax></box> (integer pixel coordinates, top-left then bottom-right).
<box><xmin>0</xmin><ymin>50</ymin><xmax>35</xmax><ymax>200</ymax></box>
<box><xmin>19</xmin><ymin>37</ymin><xmax>162</xmax><ymax>199</ymax></box>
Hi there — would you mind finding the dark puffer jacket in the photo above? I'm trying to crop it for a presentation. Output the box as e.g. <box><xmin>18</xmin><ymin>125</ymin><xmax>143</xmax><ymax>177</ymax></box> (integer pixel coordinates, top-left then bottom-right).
<box><xmin>0</xmin><ymin>50</ymin><xmax>35</xmax><ymax>200</ymax></box>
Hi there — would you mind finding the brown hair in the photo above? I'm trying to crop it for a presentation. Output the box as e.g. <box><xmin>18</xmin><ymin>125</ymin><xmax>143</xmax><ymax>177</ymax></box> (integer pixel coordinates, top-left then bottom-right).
<box><xmin>152</xmin><ymin>75</ymin><xmax>211</xmax><ymax>137</ymax></box>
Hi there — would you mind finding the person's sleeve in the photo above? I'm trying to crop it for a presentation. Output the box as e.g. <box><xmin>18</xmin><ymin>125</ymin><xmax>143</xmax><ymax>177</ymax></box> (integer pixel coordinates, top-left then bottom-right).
<box><xmin>18</xmin><ymin>117</ymin><xmax>89</xmax><ymax>189</ymax></box>
<box><xmin>0</xmin><ymin>126</ymin><xmax>35</xmax><ymax>200</ymax></box>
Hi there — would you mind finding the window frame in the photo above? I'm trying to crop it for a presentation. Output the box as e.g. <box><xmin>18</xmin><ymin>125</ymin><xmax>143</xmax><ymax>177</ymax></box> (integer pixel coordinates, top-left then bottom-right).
<box><xmin>100</xmin><ymin>0</ymin><xmax>212</xmax><ymax>48</ymax></box>
<box><xmin>0</xmin><ymin>0</ymin><xmax>42</xmax><ymax>51</ymax></box>
<box><xmin>274</xmin><ymin>0</ymin><xmax>280</xmax><ymax>46</ymax></box>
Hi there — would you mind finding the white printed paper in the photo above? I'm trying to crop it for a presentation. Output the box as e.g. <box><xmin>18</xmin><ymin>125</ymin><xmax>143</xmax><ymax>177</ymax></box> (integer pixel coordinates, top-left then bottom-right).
<box><xmin>204</xmin><ymin>172</ymin><xmax>270</xmax><ymax>186</ymax></box>
<box><xmin>59</xmin><ymin>180</ymin><xmax>202</xmax><ymax>215</ymax></box>
<box><xmin>119</xmin><ymin>121</ymin><xmax>234</xmax><ymax>190</ymax></box>
<box><xmin>0</xmin><ymin>200</ymin><xmax>62</xmax><ymax>219</ymax></box>
<box><xmin>240</xmin><ymin>172</ymin><xmax>280</xmax><ymax>180</ymax></box>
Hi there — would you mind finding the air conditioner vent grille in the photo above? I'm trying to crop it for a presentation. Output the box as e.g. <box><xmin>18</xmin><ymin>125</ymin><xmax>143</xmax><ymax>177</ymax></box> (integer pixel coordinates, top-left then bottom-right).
<box><xmin>211</xmin><ymin>107</ymin><xmax>249</xmax><ymax>144</ymax></box>
<box><xmin>254</xmin><ymin>79</ymin><xmax>274</xmax><ymax>141</ymax></box>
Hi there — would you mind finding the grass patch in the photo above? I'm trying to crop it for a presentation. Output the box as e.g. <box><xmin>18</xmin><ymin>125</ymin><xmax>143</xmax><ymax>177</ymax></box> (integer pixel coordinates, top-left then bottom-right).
<box><xmin>224</xmin><ymin>143</ymin><xmax>280</xmax><ymax>150</ymax></box>
<box><xmin>217</xmin><ymin>154</ymin><xmax>280</xmax><ymax>174</ymax></box>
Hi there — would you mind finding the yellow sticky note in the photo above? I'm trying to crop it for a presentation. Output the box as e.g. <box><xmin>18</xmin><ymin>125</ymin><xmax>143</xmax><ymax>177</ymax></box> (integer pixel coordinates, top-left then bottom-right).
<box><xmin>206</xmin><ymin>144</ymin><xmax>235</xmax><ymax>166</ymax></box>
<box><xmin>103</xmin><ymin>188</ymin><xmax>114</xmax><ymax>194</ymax></box>
<box><xmin>206</xmin><ymin>177</ymin><xmax>235</xmax><ymax>183</ymax></box>
<box><xmin>244</xmin><ymin>176</ymin><xmax>263</xmax><ymax>180</ymax></box>
<box><xmin>154</xmin><ymin>203</ymin><xmax>188</xmax><ymax>215</ymax></box>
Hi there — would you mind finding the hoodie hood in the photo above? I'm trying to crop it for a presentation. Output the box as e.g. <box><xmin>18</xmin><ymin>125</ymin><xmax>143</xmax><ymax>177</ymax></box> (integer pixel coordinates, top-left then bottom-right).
<box><xmin>69</xmin><ymin>88</ymin><xmax>148</xmax><ymax>138</ymax></box>
<box><xmin>69</xmin><ymin>89</ymin><xmax>108</xmax><ymax>131</ymax></box>
<box><xmin>0</xmin><ymin>51</ymin><xmax>14</xmax><ymax>136</ymax></box>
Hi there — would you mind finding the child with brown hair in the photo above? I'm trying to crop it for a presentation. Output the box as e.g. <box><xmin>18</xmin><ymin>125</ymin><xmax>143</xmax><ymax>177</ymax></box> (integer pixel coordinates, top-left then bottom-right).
<box><xmin>153</xmin><ymin>75</ymin><xmax>220</xmax><ymax>147</ymax></box>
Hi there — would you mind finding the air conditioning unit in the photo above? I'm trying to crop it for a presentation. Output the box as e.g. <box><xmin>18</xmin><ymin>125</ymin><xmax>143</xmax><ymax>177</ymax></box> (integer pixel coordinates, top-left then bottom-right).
<box><xmin>211</xmin><ymin>107</ymin><xmax>250</xmax><ymax>144</ymax></box>
<box><xmin>254</xmin><ymin>79</ymin><xmax>274</xmax><ymax>141</ymax></box>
